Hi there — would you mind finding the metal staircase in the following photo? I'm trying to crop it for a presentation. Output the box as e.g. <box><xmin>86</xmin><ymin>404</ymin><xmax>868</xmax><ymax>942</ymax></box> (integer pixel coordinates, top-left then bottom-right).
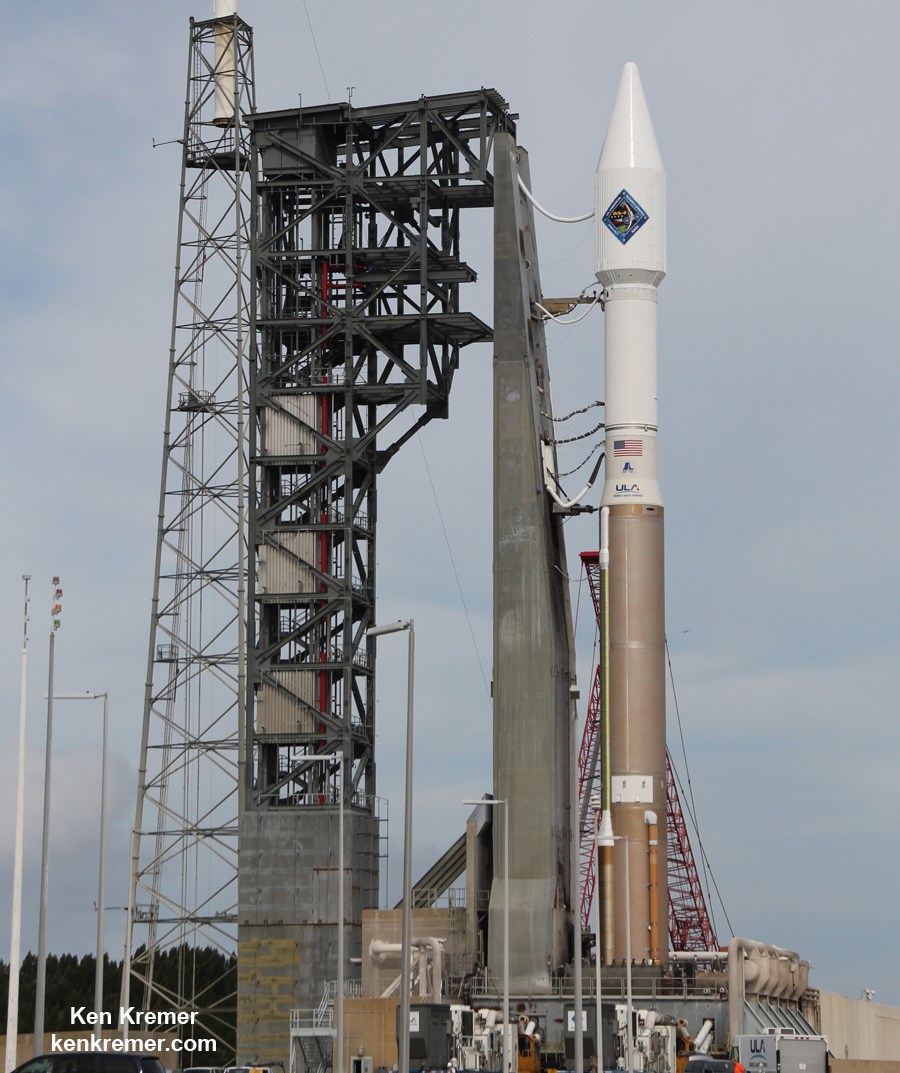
<box><xmin>289</xmin><ymin>985</ymin><xmax>336</xmax><ymax>1073</ymax></box>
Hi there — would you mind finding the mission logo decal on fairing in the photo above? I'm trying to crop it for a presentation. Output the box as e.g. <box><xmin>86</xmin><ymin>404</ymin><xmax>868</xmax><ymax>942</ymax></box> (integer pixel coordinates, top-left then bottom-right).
<box><xmin>602</xmin><ymin>189</ymin><xmax>649</xmax><ymax>244</ymax></box>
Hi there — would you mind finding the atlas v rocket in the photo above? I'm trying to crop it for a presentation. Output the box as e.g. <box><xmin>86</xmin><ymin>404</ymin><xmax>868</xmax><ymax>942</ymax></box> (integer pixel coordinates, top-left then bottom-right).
<box><xmin>491</xmin><ymin>61</ymin><xmax>667</xmax><ymax>991</ymax></box>
<box><xmin>596</xmin><ymin>62</ymin><xmax>668</xmax><ymax>965</ymax></box>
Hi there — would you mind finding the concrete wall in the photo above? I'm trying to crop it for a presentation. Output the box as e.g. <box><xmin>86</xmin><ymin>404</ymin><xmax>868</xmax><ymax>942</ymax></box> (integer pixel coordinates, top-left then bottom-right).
<box><xmin>831</xmin><ymin>1063</ymin><xmax>900</xmax><ymax>1073</ymax></box>
<box><xmin>343</xmin><ymin>997</ymin><xmax>401</xmax><ymax>1071</ymax></box>
<box><xmin>237</xmin><ymin>807</ymin><xmax>379</xmax><ymax>1064</ymax></box>
<box><xmin>818</xmin><ymin>990</ymin><xmax>900</xmax><ymax>1061</ymax></box>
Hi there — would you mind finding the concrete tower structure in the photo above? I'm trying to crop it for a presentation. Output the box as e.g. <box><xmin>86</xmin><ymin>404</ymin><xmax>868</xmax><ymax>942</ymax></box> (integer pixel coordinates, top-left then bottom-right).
<box><xmin>491</xmin><ymin>133</ymin><xmax>578</xmax><ymax>991</ymax></box>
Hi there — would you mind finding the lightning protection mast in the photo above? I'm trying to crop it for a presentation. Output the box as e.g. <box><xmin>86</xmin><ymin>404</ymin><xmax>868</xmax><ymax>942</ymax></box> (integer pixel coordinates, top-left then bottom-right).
<box><xmin>125</xmin><ymin>3</ymin><xmax>255</xmax><ymax>1055</ymax></box>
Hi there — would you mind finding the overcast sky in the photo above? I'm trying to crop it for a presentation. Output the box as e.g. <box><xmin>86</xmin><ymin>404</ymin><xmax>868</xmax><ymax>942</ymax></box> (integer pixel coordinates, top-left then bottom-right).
<box><xmin>1</xmin><ymin>0</ymin><xmax>899</xmax><ymax>1014</ymax></box>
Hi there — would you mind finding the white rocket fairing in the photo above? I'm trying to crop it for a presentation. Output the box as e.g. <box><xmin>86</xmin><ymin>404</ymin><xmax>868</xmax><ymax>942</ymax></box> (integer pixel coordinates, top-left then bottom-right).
<box><xmin>596</xmin><ymin>63</ymin><xmax>668</xmax><ymax>964</ymax></box>
<box><xmin>597</xmin><ymin>62</ymin><xmax>666</xmax><ymax>508</ymax></box>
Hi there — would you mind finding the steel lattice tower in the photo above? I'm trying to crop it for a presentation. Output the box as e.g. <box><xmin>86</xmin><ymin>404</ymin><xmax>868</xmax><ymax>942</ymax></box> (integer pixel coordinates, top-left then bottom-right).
<box><xmin>125</xmin><ymin>11</ymin><xmax>255</xmax><ymax>1053</ymax></box>
<box><xmin>238</xmin><ymin>92</ymin><xmax>514</xmax><ymax>1061</ymax></box>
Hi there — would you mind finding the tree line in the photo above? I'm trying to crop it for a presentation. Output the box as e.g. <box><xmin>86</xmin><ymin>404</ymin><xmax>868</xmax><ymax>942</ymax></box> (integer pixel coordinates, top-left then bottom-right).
<box><xmin>0</xmin><ymin>946</ymin><xmax>236</xmax><ymax>1052</ymax></box>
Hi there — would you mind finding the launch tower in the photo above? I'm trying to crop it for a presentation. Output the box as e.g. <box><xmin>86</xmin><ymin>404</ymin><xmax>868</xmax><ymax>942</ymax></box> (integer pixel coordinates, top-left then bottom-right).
<box><xmin>126</xmin><ymin>5</ymin><xmax>254</xmax><ymax>1052</ymax></box>
<box><xmin>129</xmin><ymin>10</ymin><xmax>516</xmax><ymax>1054</ymax></box>
<box><xmin>239</xmin><ymin>90</ymin><xmax>515</xmax><ymax>1058</ymax></box>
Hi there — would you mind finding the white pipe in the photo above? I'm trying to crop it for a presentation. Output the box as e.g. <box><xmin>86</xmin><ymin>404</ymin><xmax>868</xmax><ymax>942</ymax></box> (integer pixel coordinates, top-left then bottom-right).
<box><xmin>694</xmin><ymin>1019</ymin><xmax>714</xmax><ymax>1053</ymax></box>
<box><xmin>417</xmin><ymin>946</ymin><xmax>427</xmax><ymax>997</ymax></box>
<box><xmin>214</xmin><ymin>0</ymin><xmax>238</xmax><ymax>15</ymax></box>
<box><xmin>370</xmin><ymin>939</ymin><xmax>403</xmax><ymax>962</ymax></box>
<box><xmin>534</xmin><ymin>296</ymin><xmax>601</xmax><ymax>325</ymax></box>
<box><xmin>369</xmin><ymin>937</ymin><xmax>444</xmax><ymax>1000</ymax></box>
<box><xmin>542</xmin><ymin>441</ymin><xmax>603</xmax><ymax>508</ymax></box>
<box><xmin>517</xmin><ymin>174</ymin><xmax>594</xmax><ymax>223</ymax></box>
<box><xmin>424</xmin><ymin>937</ymin><xmax>443</xmax><ymax>999</ymax></box>
<box><xmin>599</xmin><ymin>507</ymin><xmax>610</xmax><ymax>569</ymax></box>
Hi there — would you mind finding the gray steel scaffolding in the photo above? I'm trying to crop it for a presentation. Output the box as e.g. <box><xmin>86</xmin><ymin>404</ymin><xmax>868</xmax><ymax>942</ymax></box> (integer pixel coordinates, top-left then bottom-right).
<box><xmin>238</xmin><ymin>90</ymin><xmax>515</xmax><ymax>1061</ymax></box>
<box><xmin>125</xmin><ymin>11</ymin><xmax>255</xmax><ymax>1054</ymax></box>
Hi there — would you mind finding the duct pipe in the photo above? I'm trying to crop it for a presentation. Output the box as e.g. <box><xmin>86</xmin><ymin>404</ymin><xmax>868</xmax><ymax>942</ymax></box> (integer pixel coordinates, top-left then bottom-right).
<box><xmin>645</xmin><ymin>811</ymin><xmax>659</xmax><ymax>962</ymax></box>
<box><xmin>417</xmin><ymin>947</ymin><xmax>427</xmax><ymax>997</ymax></box>
<box><xmin>728</xmin><ymin>937</ymin><xmax>805</xmax><ymax>1043</ymax></box>
<box><xmin>369</xmin><ymin>937</ymin><xmax>444</xmax><ymax>1001</ymax></box>
<box><xmin>420</xmin><ymin>937</ymin><xmax>444</xmax><ymax>999</ymax></box>
<box><xmin>694</xmin><ymin>1019</ymin><xmax>714</xmax><ymax>1053</ymax></box>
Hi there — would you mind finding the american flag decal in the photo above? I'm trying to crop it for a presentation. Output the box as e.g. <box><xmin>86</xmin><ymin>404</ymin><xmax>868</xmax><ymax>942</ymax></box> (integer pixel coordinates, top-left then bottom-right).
<box><xmin>613</xmin><ymin>439</ymin><xmax>643</xmax><ymax>457</ymax></box>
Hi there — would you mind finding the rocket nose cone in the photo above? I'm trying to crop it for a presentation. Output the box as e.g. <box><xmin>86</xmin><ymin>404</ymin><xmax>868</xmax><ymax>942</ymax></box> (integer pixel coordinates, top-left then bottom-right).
<box><xmin>597</xmin><ymin>62</ymin><xmax>664</xmax><ymax>173</ymax></box>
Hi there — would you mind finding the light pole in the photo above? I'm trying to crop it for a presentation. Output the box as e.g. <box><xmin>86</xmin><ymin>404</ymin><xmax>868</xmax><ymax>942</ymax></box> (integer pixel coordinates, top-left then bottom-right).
<box><xmin>35</xmin><ymin>579</ymin><xmax>63</xmax><ymax>1055</ymax></box>
<box><xmin>337</xmin><ymin>752</ymin><xmax>345</xmax><ymax>1073</ymax></box>
<box><xmin>596</xmin><ymin>822</ymin><xmax>633</xmax><ymax>1073</ymax></box>
<box><xmin>569</xmin><ymin>685</ymin><xmax>583</xmax><ymax>1073</ymax></box>
<box><xmin>590</xmin><ymin>795</ymin><xmax>605</xmax><ymax>1073</ymax></box>
<box><xmin>6</xmin><ymin>576</ymin><xmax>31</xmax><ymax>1073</ymax></box>
<box><xmin>312</xmin><ymin>751</ymin><xmax>345</xmax><ymax>1073</ymax></box>
<box><xmin>51</xmin><ymin>691</ymin><xmax>109</xmax><ymax>1020</ymax></box>
<box><xmin>463</xmin><ymin>798</ymin><xmax>509</xmax><ymax>1073</ymax></box>
<box><xmin>365</xmin><ymin>620</ymin><xmax>415</xmax><ymax>1073</ymax></box>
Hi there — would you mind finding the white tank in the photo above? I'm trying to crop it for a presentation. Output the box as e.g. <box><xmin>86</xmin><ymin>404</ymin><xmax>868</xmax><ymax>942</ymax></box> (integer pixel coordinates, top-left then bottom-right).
<box><xmin>213</xmin><ymin>1</ymin><xmax>238</xmax><ymax>126</ymax></box>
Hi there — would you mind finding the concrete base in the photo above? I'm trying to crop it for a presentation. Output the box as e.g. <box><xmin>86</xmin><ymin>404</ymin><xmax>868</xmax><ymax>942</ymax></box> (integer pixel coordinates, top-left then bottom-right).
<box><xmin>237</xmin><ymin>806</ymin><xmax>379</xmax><ymax>1063</ymax></box>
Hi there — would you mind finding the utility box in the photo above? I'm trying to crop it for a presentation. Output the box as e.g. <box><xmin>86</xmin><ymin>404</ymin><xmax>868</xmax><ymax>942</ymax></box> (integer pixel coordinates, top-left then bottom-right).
<box><xmin>731</xmin><ymin>1033</ymin><xmax>827</xmax><ymax>1073</ymax></box>
<box><xmin>351</xmin><ymin>1058</ymin><xmax>374</xmax><ymax>1073</ymax></box>
<box><xmin>397</xmin><ymin>1003</ymin><xmax>453</xmax><ymax>1067</ymax></box>
<box><xmin>564</xmin><ymin>1003</ymin><xmax>616</xmax><ymax>1061</ymax></box>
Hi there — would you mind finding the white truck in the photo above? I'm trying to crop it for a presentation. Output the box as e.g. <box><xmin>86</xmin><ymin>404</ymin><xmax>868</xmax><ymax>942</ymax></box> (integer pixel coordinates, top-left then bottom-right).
<box><xmin>730</xmin><ymin>1031</ymin><xmax>827</xmax><ymax>1073</ymax></box>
